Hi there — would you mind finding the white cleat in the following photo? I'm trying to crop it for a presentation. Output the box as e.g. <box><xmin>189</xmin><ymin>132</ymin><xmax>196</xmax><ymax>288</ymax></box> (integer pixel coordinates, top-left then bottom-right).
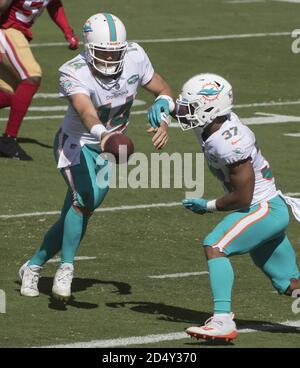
<box><xmin>18</xmin><ymin>260</ymin><xmax>29</xmax><ymax>282</ymax></box>
<box><xmin>19</xmin><ymin>261</ymin><xmax>42</xmax><ymax>297</ymax></box>
<box><xmin>52</xmin><ymin>263</ymin><xmax>74</xmax><ymax>301</ymax></box>
<box><xmin>186</xmin><ymin>313</ymin><xmax>237</xmax><ymax>342</ymax></box>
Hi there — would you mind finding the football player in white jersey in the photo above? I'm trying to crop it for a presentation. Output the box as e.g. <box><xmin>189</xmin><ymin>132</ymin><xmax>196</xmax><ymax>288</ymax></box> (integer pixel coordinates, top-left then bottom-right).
<box><xmin>176</xmin><ymin>73</ymin><xmax>300</xmax><ymax>342</ymax></box>
<box><xmin>18</xmin><ymin>13</ymin><xmax>175</xmax><ymax>300</ymax></box>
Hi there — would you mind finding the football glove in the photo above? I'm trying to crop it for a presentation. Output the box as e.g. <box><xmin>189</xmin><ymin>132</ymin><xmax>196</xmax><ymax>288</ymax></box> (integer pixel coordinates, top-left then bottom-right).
<box><xmin>182</xmin><ymin>198</ymin><xmax>210</xmax><ymax>214</ymax></box>
<box><xmin>147</xmin><ymin>97</ymin><xmax>171</xmax><ymax>128</ymax></box>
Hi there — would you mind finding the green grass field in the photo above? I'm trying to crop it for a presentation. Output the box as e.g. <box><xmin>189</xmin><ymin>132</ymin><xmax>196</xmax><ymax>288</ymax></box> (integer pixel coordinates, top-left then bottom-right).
<box><xmin>0</xmin><ymin>0</ymin><xmax>300</xmax><ymax>348</ymax></box>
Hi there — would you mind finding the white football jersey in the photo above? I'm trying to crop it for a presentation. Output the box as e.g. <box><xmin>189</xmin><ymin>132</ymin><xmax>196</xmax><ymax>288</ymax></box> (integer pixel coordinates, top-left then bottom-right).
<box><xmin>58</xmin><ymin>42</ymin><xmax>154</xmax><ymax>144</ymax></box>
<box><xmin>194</xmin><ymin>112</ymin><xmax>277</xmax><ymax>206</ymax></box>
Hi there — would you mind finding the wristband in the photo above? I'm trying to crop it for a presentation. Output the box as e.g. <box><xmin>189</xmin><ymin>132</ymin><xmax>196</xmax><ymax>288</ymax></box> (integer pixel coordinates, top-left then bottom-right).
<box><xmin>155</xmin><ymin>95</ymin><xmax>175</xmax><ymax>113</ymax></box>
<box><xmin>90</xmin><ymin>124</ymin><xmax>107</xmax><ymax>141</ymax></box>
<box><xmin>160</xmin><ymin>112</ymin><xmax>171</xmax><ymax>126</ymax></box>
<box><xmin>207</xmin><ymin>199</ymin><xmax>217</xmax><ymax>212</ymax></box>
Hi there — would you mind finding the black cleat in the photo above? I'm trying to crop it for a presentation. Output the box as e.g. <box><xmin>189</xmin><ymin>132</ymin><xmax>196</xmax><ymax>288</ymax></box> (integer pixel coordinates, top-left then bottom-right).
<box><xmin>0</xmin><ymin>135</ymin><xmax>33</xmax><ymax>161</ymax></box>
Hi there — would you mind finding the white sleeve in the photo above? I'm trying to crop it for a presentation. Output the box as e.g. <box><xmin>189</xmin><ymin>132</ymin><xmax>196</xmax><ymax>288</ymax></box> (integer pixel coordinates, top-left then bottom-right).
<box><xmin>215</xmin><ymin>134</ymin><xmax>255</xmax><ymax>166</ymax></box>
<box><xmin>59</xmin><ymin>71</ymin><xmax>90</xmax><ymax>98</ymax></box>
<box><xmin>137</xmin><ymin>45</ymin><xmax>155</xmax><ymax>86</ymax></box>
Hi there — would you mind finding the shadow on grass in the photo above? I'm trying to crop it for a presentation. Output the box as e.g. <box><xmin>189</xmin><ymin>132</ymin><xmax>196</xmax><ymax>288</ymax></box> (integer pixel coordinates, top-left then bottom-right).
<box><xmin>17</xmin><ymin>137</ymin><xmax>52</xmax><ymax>149</ymax></box>
<box><xmin>106</xmin><ymin>301</ymin><xmax>300</xmax><ymax>346</ymax></box>
<box><xmin>15</xmin><ymin>277</ymin><xmax>132</xmax><ymax>311</ymax></box>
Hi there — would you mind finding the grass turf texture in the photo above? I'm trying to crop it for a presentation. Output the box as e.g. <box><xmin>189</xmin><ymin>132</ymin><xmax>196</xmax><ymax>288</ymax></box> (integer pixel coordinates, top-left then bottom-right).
<box><xmin>0</xmin><ymin>0</ymin><xmax>300</xmax><ymax>348</ymax></box>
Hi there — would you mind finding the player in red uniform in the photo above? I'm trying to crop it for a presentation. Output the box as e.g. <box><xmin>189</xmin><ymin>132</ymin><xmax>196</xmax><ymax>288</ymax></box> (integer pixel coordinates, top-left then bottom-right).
<box><xmin>0</xmin><ymin>0</ymin><xmax>78</xmax><ymax>160</ymax></box>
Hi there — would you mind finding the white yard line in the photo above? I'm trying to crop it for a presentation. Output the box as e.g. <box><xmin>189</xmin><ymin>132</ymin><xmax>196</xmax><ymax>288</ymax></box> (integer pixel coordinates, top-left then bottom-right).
<box><xmin>30</xmin><ymin>32</ymin><xmax>291</xmax><ymax>48</ymax></box>
<box><xmin>273</xmin><ymin>0</ymin><xmax>300</xmax><ymax>2</ymax></box>
<box><xmin>0</xmin><ymin>111</ymin><xmax>148</xmax><ymax>120</ymax></box>
<box><xmin>33</xmin><ymin>94</ymin><xmax>146</xmax><ymax>106</ymax></box>
<box><xmin>226</xmin><ymin>0</ymin><xmax>300</xmax><ymax>3</ymax></box>
<box><xmin>0</xmin><ymin>115</ymin><xmax>64</xmax><ymax>122</ymax></box>
<box><xmin>30</xmin><ymin>41</ymin><xmax>80</xmax><ymax>47</ymax></box>
<box><xmin>39</xmin><ymin>332</ymin><xmax>188</xmax><ymax>348</ymax></box>
<box><xmin>148</xmin><ymin>271</ymin><xmax>208</xmax><ymax>279</ymax></box>
<box><xmin>170</xmin><ymin>112</ymin><xmax>300</xmax><ymax>128</ymax></box>
<box><xmin>37</xmin><ymin>320</ymin><xmax>300</xmax><ymax>348</ymax></box>
<box><xmin>1</xmin><ymin>99</ymin><xmax>299</xmax><ymax>122</ymax></box>
<box><xmin>28</xmin><ymin>106</ymin><xmax>67</xmax><ymax>112</ymax></box>
<box><xmin>225</xmin><ymin>0</ymin><xmax>266</xmax><ymax>3</ymax></box>
<box><xmin>234</xmin><ymin>100</ymin><xmax>300</xmax><ymax>108</ymax></box>
<box><xmin>0</xmin><ymin>113</ymin><xmax>146</xmax><ymax>121</ymax></box>
<box><xmin>27</xmin><ymin>99</ymin><xmax>146</xmax><ymax>112</ymax></box>
<box><xmin>130</xmin><ymin>32</ymin><xmax>291</xmax><ymax>43</ymax></box>
<box><xmin>284</xmin><ymin>133</ymin><xmax>300</xmax><ymax>137</ymax></box>
<box><xmin>25</xmin><ymin>99</ymin><xmax>300</xmax><ymax>113</ymax></box>
<box><xmin>47</xmin><ymin>256</ymin><xmax>96</xmax><ymax>264</ymax></box>
<box><xmin>0</xmin><ymin>202</ymin><xmax>181</xmax><ymax>220</ymax></box>
<box><xmin>1</xmin><ymin>191</ymin><xmax>299</xmax><ymax>220</ymax></box>
<box><xmin>34</xmin><ymin>93</ymin><xmax>60</xmax><ymax>99</ymax></box>
<box><xmin>0</xmin><ymin>111</ymin><xmax>146</xmax><ymax>121</ymax></box>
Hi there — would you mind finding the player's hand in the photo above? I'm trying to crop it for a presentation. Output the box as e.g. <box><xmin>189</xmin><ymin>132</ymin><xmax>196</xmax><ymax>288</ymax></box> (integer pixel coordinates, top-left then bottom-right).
<box><xmin>182</xmin><ymin>198</ymin><xmax>209</xmax><ymax>214</ymax></box>
<box><xmin>147</xmin><ymin>122</ymin><xmax>168</xmax><ymax>150</ymax></box>
<box><xmin>100</xmin><ymin>131</ymin><xmax>121</xmax><ymax>151</ymax></box>
<box><xmin>147</xmin><ymin>98</ymin><xmax>170</xmax><ymax>128</ymax></box>
<box><xmin>65</xmin><ymin>30</ymin><xmax>79</xmax><ymax>50</ymax></box>
<box><xmin>100</xmin><ymin>131</ymin><xmax>113</xmax><ymax>151</ymax></box>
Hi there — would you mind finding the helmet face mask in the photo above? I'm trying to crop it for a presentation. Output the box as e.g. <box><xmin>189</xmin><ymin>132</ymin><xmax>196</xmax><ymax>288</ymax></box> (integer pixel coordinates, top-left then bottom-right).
<box><xmin>83</xmin><ymin>13</ymin><xmax>128</xmax><ymax>77</ymax></box>
<box><xmin>88</xmin><ymin>44</ymin><xmax>127</xmax><ymax>76</ymax></box>
<box><xmin>176</xmin><ymin>98</ymin><xmax>202</xmax><ymax>130</ymax></box>
<box><xmin>176</xmin><ymin>73</ymin><xmax>234</xmax><ymax>131</ymax></box>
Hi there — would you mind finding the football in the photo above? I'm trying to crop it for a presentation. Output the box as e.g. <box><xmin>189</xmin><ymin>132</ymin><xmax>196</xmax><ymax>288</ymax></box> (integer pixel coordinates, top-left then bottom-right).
<box><xmin>103</xmin><ymin>133</ymin><xmax>134</xmax><ymax>164</ymax></box>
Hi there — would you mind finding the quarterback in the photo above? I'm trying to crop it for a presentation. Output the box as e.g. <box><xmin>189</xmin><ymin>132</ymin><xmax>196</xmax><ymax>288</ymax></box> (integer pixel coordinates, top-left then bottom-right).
<box><xmin>0</xmin><ymin>0</ymin><xmax>78</xmax><ymax>160</ymax></box>
<box><xmin>18</xmin><ymin>13</ymin><xmax>174</xmax><ymax>300</ymax></box>
<box><xmin>176</xmin><ymin>73</ymin><xmax>300</xmax><ymax>342</ymax></box>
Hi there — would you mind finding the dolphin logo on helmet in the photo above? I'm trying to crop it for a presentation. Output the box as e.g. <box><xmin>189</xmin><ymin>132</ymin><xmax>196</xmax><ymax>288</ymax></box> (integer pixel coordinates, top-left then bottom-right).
<box><xmin>176</xmin><ymin>73</ymin><xmax>233</xmax><ymax>131</ymax></box>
